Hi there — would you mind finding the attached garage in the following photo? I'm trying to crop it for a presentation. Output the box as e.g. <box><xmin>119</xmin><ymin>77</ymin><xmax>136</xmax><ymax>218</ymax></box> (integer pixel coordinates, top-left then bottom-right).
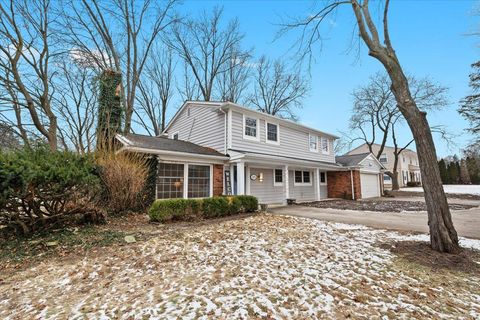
<box><xmin>360</xmin><ymin>172</ymin><xmax>381</xmax><ymax>199</ymax></box>
<box><xmin>335</xmin><ymin>152</ymin><xmax>385</xmax><ymax>200</ymax></box>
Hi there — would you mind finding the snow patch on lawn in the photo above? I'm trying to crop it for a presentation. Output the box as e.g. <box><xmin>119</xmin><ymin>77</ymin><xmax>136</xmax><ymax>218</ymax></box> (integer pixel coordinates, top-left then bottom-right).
<box><xmin>405</xmin><ymin>184</ymin><xmax>480</xmax><ymax>195</ymax></box>
<box><xmin>1</xmin><ymin>215</ymin><xmax>478</xmax><ymax>319</ymax></box>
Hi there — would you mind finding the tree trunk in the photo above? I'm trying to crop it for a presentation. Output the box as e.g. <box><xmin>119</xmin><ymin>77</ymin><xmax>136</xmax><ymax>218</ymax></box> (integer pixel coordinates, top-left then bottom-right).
<box><xmin>390</xmin><ymin>171</ymin><xmax>400</xmax><ymax>191</ymax></box>
<box><xmin>396</xmin><ymin>99</ymin><xmax>459</xmax><ymax>253</ymax></box>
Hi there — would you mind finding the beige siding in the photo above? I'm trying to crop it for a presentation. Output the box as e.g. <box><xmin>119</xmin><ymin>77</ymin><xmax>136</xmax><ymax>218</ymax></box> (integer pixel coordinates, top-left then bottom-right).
<box><xmin>167</xmin><ymin>104</ymin><xmax>225</xmax><ymax>153</ymax></box>
<box><xmin>230</xmin><ymin>111</ymin><xmax>335</xmax><ymax>163</ymax></box>
<box><xmin>249</xmin><ymin>168</ymin><xmax>285</xmax><ymax>204</ymax></box>
<box><xmin>289</xmin><ymin>170</ymin><xmax>316</xmax><ymax>202</ymax></box>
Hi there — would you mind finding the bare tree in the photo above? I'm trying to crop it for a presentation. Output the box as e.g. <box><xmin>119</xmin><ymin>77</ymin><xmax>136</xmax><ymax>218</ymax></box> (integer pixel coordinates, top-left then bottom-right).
<box><xmin>135</xmin><ymin>48</ymin><xmax>175</xmax><ymax>135</ymax></box>
<box><xmin>53</xmin><ymin>61</ymin><xmax>97</xmax><ymax>154</ymax></box>
<box><xmin>60</xmin><ymin>0</ymin><xmax>177</xmax><ymax>133</ymax></box>
<box><xmin>0</xmin><ymin>0</ymin><xmax>59</xmax><ymax>150</ymax></box>
<box><xmin>168</xmin><ymin>7</ymin><xmax>248</xmax><ymax>101</ymax></box>
<box><xmin>248</xmin><ymin>56</ymin><xmax>309</xmax><ymax>121</ymax></box>
<box><xmin>217</xmin><ymin>47</ymin><xmax>251</xmax><ymax>103</ymax></box>
<box><xmin>283</xmin><ymin>0</ymin><xmax>459</xmax><ymax>252</ymax></box>
<box><xmin>177</xmin><ymin>61</ymin><xmax>201</xmax><ymax>102</ymax></box>
<box><xmin>347</xmin><ymin>72</ymin><xmax>449</xmax><ymax>190</ymax></box>
<box><xmin>459</xmin><ymin>61</ymin><xmax>480</xmax><ymax>147</ymax></box>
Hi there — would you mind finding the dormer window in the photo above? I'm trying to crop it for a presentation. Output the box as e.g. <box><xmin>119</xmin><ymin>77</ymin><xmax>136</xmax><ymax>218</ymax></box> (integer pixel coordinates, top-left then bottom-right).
<box><xmin>243</xmin><ymin>115</ymin><xmax>259</xmax><ymax>141</ymax></box>
<box><xmin>321</xmin><ymin>137</ymin><xmax>329</xmax><ymax>155</ymax></box>
<box><xmin>309</xmin><ymin>134</ymin><xmax>318</xmax><ymax>152</ymax></box>
<box><xmin>266</xmin><ymin>122</ymin><xmax>279</xmax><ymax>144</ymax></box>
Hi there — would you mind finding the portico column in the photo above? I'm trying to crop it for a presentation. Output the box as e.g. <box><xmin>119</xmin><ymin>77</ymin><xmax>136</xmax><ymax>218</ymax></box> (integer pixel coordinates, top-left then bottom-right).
<box><xmin>245</xmin><ymin>166</ymin><xmax>251</xmax><ymax>195</ymax></box>
<box><xmin>315</xmin><ymin>168</ymin><xmax>321</xmax><ymax>201</ymax></box>
<box><xmin>236</xmin><ymin>161</ymin><xmax>245</xmax><ymax>195</ymax></box>
<box><xmin>284</xmin><ymin>165</ymin><xmax>289</xmax><ymax>201</ymax></box>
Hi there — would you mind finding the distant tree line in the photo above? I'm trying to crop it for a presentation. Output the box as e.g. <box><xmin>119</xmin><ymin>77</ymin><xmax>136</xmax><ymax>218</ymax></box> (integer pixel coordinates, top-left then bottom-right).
<box><xmin>438</xmin><ymin>150</ymin><xmax>480</xmax><ymax>185</ymax></box>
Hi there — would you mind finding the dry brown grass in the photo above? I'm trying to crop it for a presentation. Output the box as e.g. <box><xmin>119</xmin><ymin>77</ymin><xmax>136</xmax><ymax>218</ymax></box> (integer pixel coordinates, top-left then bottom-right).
<box><xmin>96</xmin><ymin>151</ymin><xmax>149</xmax><ymax>213</ymax></box>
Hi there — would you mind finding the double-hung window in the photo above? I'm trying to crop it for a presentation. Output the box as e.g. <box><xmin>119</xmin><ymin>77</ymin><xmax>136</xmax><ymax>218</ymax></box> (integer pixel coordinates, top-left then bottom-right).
<box><xmin>321</xmin><ymin>137</ymin><xmax>329</xmax><ymax>154</ymax></box>
<box><xmin>244</xmin><ymin>116</ymin><xmax>259</xmax><ymax>140</ymax></box>
<box><xmin>274</xmin><ymin>169</ymin><xmax>283</xmax><ymax>186</ymax></box>
<box><xmin>294</xmin><ymin>170</ymin><xmax>311</xmax><ymax>185</ymax></box>
<box><xmin>309</xmin><ymin>134</ymin><xmax>318</xmax><ymax>152</ymax></box>
<box><xmin>266</xmin><ymin>122</ymin><xmax>279</xmax><ymax>144</ymax></box>
<box><xmin>188</xmin><ymin>165</ymin><xmax>210</xmax><ymax>198</ymax></box>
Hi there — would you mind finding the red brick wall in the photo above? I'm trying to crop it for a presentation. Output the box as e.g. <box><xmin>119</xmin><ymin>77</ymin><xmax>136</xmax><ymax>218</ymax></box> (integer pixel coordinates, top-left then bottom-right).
<box><xmin>213</xmin><ymin>164</ymin><xmax>224</xmax><ymax>196</ymax></box>
<box><xmin>327</xmin><ymin>170</ymin><xmax>362</xmax><ymax>200</ymax></box>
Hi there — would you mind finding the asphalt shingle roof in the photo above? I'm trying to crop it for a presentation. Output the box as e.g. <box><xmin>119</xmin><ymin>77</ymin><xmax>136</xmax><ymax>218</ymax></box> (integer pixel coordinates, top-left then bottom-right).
<box><xmin>335</xmin><ymin>153</ymin><xmax>371</xmax><ymax>167</ymax></box>
<box><xmin>117</xmin><ymin>134</ymin><xmax>227</xmax><ymax>157</ymax></box>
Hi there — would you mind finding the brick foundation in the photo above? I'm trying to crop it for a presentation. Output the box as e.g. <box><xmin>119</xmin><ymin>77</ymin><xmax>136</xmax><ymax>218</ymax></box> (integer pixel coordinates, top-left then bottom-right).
<box><xmin>327</xmin><ymin>170</ymin><xmax>362</xmax><ymax>200</ymax></box>
<box><xmin>213</xmin><ymin>164</ymin><xmax>224</xmax><ymax>196</ymax></box>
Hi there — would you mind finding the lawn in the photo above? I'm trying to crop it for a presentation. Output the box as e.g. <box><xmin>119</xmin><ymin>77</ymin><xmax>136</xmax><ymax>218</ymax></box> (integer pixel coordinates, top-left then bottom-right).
<box><xmin>1</xmin><ymin>214</ymin><xmax>479</xmax><ymax>319</ymax></box>
<box><xmin>405</xmin><ymin>184</ymin><xmax>480</xmax><ymax>196</ymax></box>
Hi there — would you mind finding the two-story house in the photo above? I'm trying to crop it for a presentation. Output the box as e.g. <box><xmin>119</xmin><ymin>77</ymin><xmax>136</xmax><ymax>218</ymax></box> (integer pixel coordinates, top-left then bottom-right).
<box><xmin>116</xmin><ymin>101</ymin><xmax>385</xmax><ymax>204</ymax></box>
<box><xmin>347</xmin><ymin>143</ymin><xmax>421</xmax><ymax>189</ymax></box>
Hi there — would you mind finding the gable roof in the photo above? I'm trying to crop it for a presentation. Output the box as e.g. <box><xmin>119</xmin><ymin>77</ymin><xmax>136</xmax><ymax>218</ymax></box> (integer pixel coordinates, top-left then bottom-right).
<box><xmin>335</xmin><ymin>152</ymin><xmax>372</xmax><ymax>167</ymax></box>
<box><xmin>163</xmin><ymin>100</ymin><xmax>339</xmax><ymax>139</ymax></box>
<box><xmin>116</xmin><ymin>133</ymin><xmax>228</xmax><ymax>159</ymax></box>
<box><xmin>335</xmin><ymin>152</ymin><xmax>386</xmax><ymax>170</ymax></box>
<box><xmin>348</xmin><ymin>143</ymin><xmax>417</xmax><ymax>155</ymax></box>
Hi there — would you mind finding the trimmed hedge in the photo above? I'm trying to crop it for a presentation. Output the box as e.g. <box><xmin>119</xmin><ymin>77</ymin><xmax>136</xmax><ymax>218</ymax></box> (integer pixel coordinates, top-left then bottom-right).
<box><xmin>149</xmin><ymin>195</ymin><xmax>258</xmax><ymax>223</ymax></box>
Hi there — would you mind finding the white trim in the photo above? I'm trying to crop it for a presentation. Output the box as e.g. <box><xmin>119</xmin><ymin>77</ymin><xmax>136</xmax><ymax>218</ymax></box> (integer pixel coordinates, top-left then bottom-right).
<box><xmin>265</xmin><ymin>121</ymin><xmax>280</xmax><ymax>145</ymax></box>
<box><xmin>227</xmin><ymin>108</ymin><xmax>233</xmax><ymax>149</ymax></box>
<box><xmin>183</xmin><ymin>163</ymin><xmax>189</xmax><ymax>199</ymax></box>
<box><xmin>245</xmin><ymin>166</ymin><xmax>251</xmax><ymax>195</ymax></box>
<box><xmin>242</xmin><ymin>114</ymin><xmax>260</xmax><ymax>141</ymax></box>
<box><xmin>118</xmin><ymin>145</ymin><xmax>229</xmax><ymax>162</ymax></box>
<box><xmin>293</xmin><ymin>170</ymin><xmax>313</xmax><ymax>186</ymax></box>
<box><xmin>315</xmin><ymin>169</ymin><xmax>321</xmax><ymax>201</ymax></box>
<box><xmin>309</xmin><ymin>134</ymin><xmax>318</xmax><ymax>153</ymax></box>
<box><xmin>273</xmin><ymin>168</ymin><xmax>284</xmax><ymax>187</ymax></box>
<box><xmin>358</xmin><ymin>153</ymin><xmax>387</xmax><ymax>170</ymax></box>
<box><xmin>236</xmin><ymin>161</ymin><xmax>245</xmax><ymax>195</ymax></box>
<box><xmin>285</xmin><ymin>165</ymin><xmax>290</xmax><ymax>200</ymax></box>
<box><xmin>321</xmin><ymin>137</ymin><xmax>330</xmax><ymax>155</ymax></box>
<box><xmin>209</xmin><ymin>164</ymin><xmax>214</xmax><ymax>197</ymax></box>
<box><xmin>221</xmin><ymin>102</ymin><xmax>339</xmax><ymax>139</ymax></box>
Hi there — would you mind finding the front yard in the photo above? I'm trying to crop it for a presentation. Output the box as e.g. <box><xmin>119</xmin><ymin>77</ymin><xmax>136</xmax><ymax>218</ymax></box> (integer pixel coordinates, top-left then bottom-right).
<box><xmin>1</xmin><ymin>214</ymin><xmax>479</xmax><ymax>319</ymax></box>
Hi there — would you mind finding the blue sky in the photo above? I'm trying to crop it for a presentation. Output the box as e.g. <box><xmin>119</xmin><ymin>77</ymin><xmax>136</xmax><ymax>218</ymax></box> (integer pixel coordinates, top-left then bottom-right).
<box><xmin>172</xmin><ymin>0</ymin><xmax>479</xmax><ymax>157</ymax></box>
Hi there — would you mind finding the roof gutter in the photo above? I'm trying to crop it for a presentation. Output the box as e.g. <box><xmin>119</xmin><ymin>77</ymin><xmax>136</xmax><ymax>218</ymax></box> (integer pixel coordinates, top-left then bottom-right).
<box><xmin>119</xmin><ymin>145</ymin><xmax>230</xmax><ymax>161</ymax></box>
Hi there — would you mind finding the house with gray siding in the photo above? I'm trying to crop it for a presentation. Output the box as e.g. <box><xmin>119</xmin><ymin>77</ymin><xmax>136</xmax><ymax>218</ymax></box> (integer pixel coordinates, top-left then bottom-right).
<box><xmin>116</xmin><ymin>101</ymin><xmax>385</xmax><ymax>204</ymax></box>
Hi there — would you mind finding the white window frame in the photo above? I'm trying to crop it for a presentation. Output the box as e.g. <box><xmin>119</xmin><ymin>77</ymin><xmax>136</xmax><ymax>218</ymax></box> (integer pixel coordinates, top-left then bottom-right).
<box><xmin>273</xmin><ymin>168</ymin><xmax>283</xmax><ymax>187</ymax></box>
<box><xmin>186</xmin><ymin>163</ymin><xmax>214</xmax><ymax>199</ymax></box>
<box><xmin>294</xmin><ymin>170</ymin><xmax>312</xmax><ymax>186</ymax></box>
<box><xmin>319</xmin><ymin>171</ymin><xmax>327</xmax><ymax>185</ymax></box>
<box><xmin>265</xmin><ymin>122</ymin><xmax>280</xmax><ymax>145</ymax></box>
<box><xmin>243</xmin><ymin>114</ymin><xmax>260</xmax><ymax>141</ymax></box>
<box><xmin>171</xmin><ymin>132</ymin><xmax>179</xmax><ymax>140</ymax></box>
<box><xmin>379</xmin><ymin>154</ymin><xmax>388</xmax><ymax>163</ymax></box>
<box><xmin>156</xmin><ymin>162</ymin><xmax>213</xmax><ymax>200</ymax></box>
<box><xmin>309</xmin><ymin>134</ymin><xmax>318</xmax><ymax>152</ymax></box>
<box><xmin>321</xmin><ymin>137</ymin><xmax>329</xmax><ymax>155</ymax></box>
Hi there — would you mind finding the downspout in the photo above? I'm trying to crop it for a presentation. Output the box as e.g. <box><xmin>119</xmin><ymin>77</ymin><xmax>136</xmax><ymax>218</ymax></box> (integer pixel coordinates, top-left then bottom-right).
<box><xmin>350</xmin><ymin>170</ymin><xmax>355</xmax><ymax>200</ymax></box>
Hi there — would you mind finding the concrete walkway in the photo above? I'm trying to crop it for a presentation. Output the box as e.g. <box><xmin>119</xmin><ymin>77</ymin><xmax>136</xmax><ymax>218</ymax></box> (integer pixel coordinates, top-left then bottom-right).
<box><xmin>271</xmin><ymin>201</ymin><xmax>480</xmax><ymax>239</ymax></box>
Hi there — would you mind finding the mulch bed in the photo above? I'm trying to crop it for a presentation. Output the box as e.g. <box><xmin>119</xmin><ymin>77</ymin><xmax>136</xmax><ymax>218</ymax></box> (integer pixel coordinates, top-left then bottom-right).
<box><xmin>300</xmin><ymin>199</ymin><xmax>477</xmax><ymax>212</ymax></box>
<box><xmin>379</xmin><ymin>241</ymin><xmax>480</xmax><ymax>275</ymax></box>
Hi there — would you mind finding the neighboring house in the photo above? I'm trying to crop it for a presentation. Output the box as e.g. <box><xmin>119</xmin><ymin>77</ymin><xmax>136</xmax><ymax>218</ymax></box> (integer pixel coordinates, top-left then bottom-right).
<box><xmin>116</xmin><ymin>101</ymin><xmax>385</xmax><ymax>204</ymax></box>
<box><xmin>346</xmin><ymin>143</ymin><xmax>422</xmax><ymax>189</ymax></box>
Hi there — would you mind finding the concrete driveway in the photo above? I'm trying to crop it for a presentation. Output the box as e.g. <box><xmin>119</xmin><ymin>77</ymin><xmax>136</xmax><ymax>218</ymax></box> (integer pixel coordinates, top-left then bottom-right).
<box><xmin>271</xmin><ymin>197</ymin><xmax>480</xmax><ymax>239</ymax></box>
